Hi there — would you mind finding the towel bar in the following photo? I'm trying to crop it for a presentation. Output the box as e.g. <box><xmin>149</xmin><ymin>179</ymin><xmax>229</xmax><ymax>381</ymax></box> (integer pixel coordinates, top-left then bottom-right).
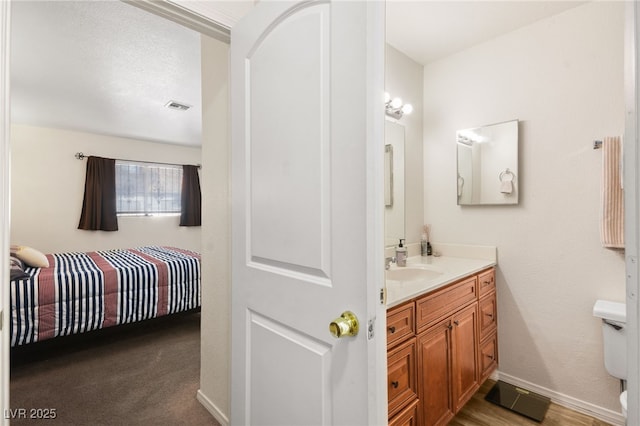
<box><xmin>499</xmin><ymin>168</ymin><xmax>515</xmax><ymax>182</ymax></box>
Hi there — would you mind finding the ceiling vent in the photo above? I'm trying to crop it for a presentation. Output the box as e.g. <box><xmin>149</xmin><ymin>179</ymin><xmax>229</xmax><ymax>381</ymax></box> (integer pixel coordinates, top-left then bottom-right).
<box><xmin>165</xmin><ymin>100</ymin><xmax>191</xmax><ymax>111</ymax></box>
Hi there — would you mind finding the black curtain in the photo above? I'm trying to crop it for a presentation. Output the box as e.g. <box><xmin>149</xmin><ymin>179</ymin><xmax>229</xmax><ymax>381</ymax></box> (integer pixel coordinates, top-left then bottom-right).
<box><xmin>78</xmin><ymin>156</ymin><xmax>118</xmax><ymax>231</ymax></box>
<box><xmin>180</xmin><ymin>165</ymin><xmax>201</xmax><ymax>226</ymax></box>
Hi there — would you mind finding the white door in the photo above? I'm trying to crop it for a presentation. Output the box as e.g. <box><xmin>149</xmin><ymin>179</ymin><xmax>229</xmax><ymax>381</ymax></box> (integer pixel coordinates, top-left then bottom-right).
<box><xmin>230</xmin><ymin>1</ymin><xmax>387</xmax><ymax>425</ymax></box>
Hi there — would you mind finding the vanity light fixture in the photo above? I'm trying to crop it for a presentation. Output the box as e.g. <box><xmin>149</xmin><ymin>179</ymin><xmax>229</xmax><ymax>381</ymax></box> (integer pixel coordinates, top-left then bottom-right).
<box><xmin>457</xmin><ymin>135</ymin><xmax>474</xmax><ymax>146</ymax></box>
<box><xmin>384</xmin><ymin>92</ymin><xmax>412</xmax><ymax>119</ymax></box>
<box><xmin>457</xmin><ymin>129</ymin><xmax>488</xmax><ymax>144</ymax></box>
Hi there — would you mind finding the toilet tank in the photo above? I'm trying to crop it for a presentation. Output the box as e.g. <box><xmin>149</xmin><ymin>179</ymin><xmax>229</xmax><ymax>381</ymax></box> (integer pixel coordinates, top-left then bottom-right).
<box><xmin>593</xmin><ymin>300</ymin><xmax>627</xmax><ymax>380</ymax></box>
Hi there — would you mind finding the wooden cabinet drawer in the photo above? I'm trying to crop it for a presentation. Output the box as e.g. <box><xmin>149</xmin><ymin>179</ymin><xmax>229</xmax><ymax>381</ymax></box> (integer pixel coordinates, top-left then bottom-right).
<box><xmin>479</xmin><ymin>294</ymin><xmax>497</xmax><ymax>340</ymax></box>
<box><xmin>479</xmin><ymin>332</ymin><xmax>498</xmax><ymax>382</ymax></box>
<box><xmin>387</xmin><ymin>302</ymin><xmax>415</xmax><ymax>348</ymax></box>
<box><xmin>388</xmin><ymin>337</ymin><xmax>418</xmax><ymax>418</ymax></box>
<box><xmin>478</xmin><ymin>268</ymin><xmax>495</xmax><ymax>297</ymax></box>
<box><xmin>388</xmin><ymin>398</ymin><xmax>419</xmax><ymax>426</ymax></box>
<box><xmin>416</xmin><ymin>276</ymin><xmax>477</xmax><ymax>332</ymax></box>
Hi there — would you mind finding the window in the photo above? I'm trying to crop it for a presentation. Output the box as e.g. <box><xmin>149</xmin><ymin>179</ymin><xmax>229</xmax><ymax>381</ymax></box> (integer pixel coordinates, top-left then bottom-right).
<box><xmin>115</xmin><ymin>161</ymin><xmax>183</xmax><ymax>215</ymax></box>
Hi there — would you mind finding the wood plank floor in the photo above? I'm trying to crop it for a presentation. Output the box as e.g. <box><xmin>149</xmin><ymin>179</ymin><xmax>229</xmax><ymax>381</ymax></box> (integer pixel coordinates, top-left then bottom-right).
<box><xmin>450</xmin><ymin>380</ymin><xmax>614</xmax><ymax>426</ymax></box>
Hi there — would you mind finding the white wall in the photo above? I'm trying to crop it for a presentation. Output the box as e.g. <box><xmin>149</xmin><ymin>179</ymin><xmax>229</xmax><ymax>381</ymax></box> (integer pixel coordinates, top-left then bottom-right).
<box><xmin>10</xmin><ymin>124</ymin><xmax>202</xmax><ymax>253</ymax></box>
<box><xmin>385</xmin><ymin>45</ymin><xmax>423</xmax><ymax>246</ymax></box>
<box><xmin>198</xmin><ymin>35</ymin><xmax>230</xmax><ymax>425</ymax></box>
<box><xmin>423</xmin><ymin>1</ymin><xmax>626</xmax><ymax>418</ymax></box>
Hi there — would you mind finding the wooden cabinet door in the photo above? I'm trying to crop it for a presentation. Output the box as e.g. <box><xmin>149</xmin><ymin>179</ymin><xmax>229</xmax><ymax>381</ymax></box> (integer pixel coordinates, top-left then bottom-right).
<box><xmin>418</xmin><ymin>320</ymin><xmax>454</xmax><ymax>426</ymax></box>
<box><xmin>451</xmin><ymin>303</ymin><xmax>479</xmax><ymax>411</ymax></box>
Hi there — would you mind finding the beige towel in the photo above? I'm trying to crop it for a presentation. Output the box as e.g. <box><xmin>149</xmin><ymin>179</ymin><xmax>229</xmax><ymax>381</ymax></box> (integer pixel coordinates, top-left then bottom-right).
<box><xmin>600</xmin><ymin>136</ymin><xmax>624</xmax><ymax>248</ymax></box>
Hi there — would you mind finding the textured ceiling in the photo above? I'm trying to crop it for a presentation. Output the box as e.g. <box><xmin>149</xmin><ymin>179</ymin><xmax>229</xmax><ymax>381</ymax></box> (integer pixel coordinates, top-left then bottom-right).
<box><xmin>10</xmin><ymin>1</ymin><xmax>588</xmax><ymax>147</ymax></box>
<box><xmin>11</xmin><ymin>0</ymin><xmax>203</xmax><ymax>146</ymax></box>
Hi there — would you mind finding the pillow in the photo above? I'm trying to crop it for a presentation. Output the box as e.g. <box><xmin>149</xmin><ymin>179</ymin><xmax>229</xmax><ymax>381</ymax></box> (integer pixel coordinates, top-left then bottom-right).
<box><xmin>11</xmin><ymin>245</ymin><xmax>49</xmax><ymax>268</ymax></box>
<box><xmin>9</xmin><ymin>254</ymin><xmax>29</xmax><ymax>281</ymax></box>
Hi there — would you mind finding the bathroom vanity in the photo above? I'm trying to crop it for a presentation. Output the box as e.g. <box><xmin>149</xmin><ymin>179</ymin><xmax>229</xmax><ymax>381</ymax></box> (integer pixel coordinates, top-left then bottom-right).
<box><xmin>386</xmin><ymin>250</ymin><xmax>497</xmax><ymax>426</ymax></box>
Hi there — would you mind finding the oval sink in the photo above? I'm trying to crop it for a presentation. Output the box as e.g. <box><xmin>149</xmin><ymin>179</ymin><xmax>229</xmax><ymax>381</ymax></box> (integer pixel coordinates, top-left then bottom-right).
<box><xmin>386</xmin><ymin>265</ymin><xmax>443</xmax><ymax>282</ymax></box>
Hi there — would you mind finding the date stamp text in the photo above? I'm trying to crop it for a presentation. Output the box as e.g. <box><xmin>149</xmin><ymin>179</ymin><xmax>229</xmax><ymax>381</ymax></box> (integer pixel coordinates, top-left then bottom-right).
<box><xmin>4</xmin><ymin>408</ymin><xmax>57</xmax><ymax>420</ymax></box>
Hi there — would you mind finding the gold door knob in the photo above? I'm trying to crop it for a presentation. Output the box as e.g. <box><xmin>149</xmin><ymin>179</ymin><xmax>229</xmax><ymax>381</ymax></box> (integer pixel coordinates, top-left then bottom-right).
<box><xmin>329</xmin><ymin>311</ymin><xmax>359</xmax><ymax>338</ymax></box>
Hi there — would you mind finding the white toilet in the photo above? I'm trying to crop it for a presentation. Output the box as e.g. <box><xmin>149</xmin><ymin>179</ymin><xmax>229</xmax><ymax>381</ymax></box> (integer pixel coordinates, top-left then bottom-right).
<box><xmin>593</xmin><ymin>300</ymin><xmax>627</xmax><ymax>418</ymax></box>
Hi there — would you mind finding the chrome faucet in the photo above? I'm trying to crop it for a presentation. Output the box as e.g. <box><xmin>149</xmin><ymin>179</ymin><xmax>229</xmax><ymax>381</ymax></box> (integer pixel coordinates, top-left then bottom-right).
<box><xmin>385</xmin><ymin>257</ymin><xmax>396</xmax><ymax>270</ymax></box>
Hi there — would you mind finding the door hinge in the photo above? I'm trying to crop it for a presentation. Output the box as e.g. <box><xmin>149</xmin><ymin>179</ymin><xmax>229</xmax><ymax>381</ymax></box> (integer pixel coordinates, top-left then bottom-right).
<box><xmin>379</xmin><ymin>287</ymin><xmax>386</xmax><ymax>305</ymax></box>
<box><xmin>368</xmin><ymin>318</ymin><xmax>375</xmax><ymax>340</ymax></box>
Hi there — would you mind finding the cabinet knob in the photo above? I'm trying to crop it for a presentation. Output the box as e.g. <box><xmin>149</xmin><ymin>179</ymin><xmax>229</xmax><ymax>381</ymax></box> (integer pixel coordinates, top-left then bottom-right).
<box><xmin>486</xmin><ymin>354</ymin><xmax>494</xmax><ymax>360</ymax></box>
<box><xmin>453</xmin><ymin>320</ymin><xmax>459</xmax><ymax>326</ymax></box>
<box><xmin>447</xmin><ymin>323</ymin><xmax>453</xmax><ymax>330</ymax></box>
<box><xmin>391</xmin><ymin>381</ymin><xmax>399</xmax><ymax>388</ymax></box>
<box><xmin>485</xmin><ymin>313</ymin><xmax>493</xmax><ymax>318</ymax></box>
<box><xmin>388</xmin><ymin>326</ymin><xmax>396</xmax><ymax>334</ymax></box>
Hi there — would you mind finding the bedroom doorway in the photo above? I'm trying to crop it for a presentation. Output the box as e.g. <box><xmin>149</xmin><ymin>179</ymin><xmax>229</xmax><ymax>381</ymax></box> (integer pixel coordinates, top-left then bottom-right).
<box><xmin>6</xmin><ymin>1</ymin><xmax>232</xmax><ymax>424</ymax></box>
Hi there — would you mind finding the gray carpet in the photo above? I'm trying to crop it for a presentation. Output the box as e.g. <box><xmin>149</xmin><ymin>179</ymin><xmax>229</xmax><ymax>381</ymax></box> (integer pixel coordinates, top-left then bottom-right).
<box><xmin>10</xmin><ymin>312</ymin><xmax>219</xmax><ymax>426</ymax></box>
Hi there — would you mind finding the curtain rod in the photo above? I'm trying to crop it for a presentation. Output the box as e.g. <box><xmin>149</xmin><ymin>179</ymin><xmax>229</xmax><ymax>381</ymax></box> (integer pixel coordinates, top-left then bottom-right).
<box><xmin>74</xmin><ymin>152</ymin><xmax>201</xmax><ymax>169</ymax></box>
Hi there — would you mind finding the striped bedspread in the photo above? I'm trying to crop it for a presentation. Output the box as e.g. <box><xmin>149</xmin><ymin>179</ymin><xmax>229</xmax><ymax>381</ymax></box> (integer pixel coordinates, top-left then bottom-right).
<box><xmin>10</xmin><ymin>246</ymin><xmax>201</xmax><ymax>347</ymax></box>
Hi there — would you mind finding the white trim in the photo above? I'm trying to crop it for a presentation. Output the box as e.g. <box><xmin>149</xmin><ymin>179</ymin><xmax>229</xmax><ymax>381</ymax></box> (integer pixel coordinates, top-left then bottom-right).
<box><xmin>196</xmin><ymin>389</ymin><xmax>229</xmax><ymax>426</ymax></box>
<box><xmin>0</xmin><ymin>0</ymin><xmax>11</xmax><ymax>423</ymax></box>
<box><xmin>366</xmin><ymin>1</ymin><xmax>388</xmax><ymax>424</ymax></box>
<box><xmin>498</xmin><ymin>372</ymin><xmax>625</xmax><ymax>426</ymax></box>
<box><xmin>122</xmin><ymin>0</ymin><xmax>230</xmax><ymax>44</ymax></box>
<box><xmin>625</xmin><ymin>2</ymin><xmax>640</xmax><ymax>425</ymax></box>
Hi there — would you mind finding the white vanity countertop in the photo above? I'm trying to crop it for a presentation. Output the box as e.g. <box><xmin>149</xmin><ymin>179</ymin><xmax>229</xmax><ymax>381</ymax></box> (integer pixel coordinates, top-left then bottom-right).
<box><xmin>386</xmin><ymin>247</ymin><xmax>496</xmax><ymax>308</ymax></box>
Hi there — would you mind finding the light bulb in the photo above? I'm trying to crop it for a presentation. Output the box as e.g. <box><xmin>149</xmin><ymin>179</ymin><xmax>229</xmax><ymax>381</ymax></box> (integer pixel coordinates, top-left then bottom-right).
<box><xmin>401</xmin><ymin>104</ymin><xmax>413</xmax><ymax>115</ymax></box>
<box><xmin>390</xmin><ymin>97</ymin><xmax>402</xmax><ymax>109</ymax></box>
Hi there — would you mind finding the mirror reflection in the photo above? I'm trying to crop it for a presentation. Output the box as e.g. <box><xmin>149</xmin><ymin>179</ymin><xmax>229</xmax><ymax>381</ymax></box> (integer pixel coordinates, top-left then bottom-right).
<box><xmin>384</xmin><ymin>144</ymin><xmax>393</xmax><ymax>207</ymax></box>
<box><xmin>385</xmin><ymin>120</ymin><xmax>405</xmax><ymax>246</ymax></box>
<box><xmin>456</xmin><ymin>120</ymin><xmax>519</xmax><ymax>205</ymax></box>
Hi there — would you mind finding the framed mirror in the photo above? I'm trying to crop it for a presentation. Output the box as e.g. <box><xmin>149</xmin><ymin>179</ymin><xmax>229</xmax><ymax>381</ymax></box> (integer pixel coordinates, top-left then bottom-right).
<box><xmin>385</xmin><ymin>120</ymin><xmax>405</xmax><ymax>246</ymax></box>
<box><xmin>456</xmin><ymin>119</ymin><xmax>518</xmax><ymax>205</ymax></box>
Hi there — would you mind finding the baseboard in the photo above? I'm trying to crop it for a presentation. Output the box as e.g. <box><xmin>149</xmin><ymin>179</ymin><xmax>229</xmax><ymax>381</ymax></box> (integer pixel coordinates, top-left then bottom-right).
<box><xmin>196</xmin><ymin>389</ymin><xmax>229</xmax><ymax>426</ymax></box>
<box><xmin>497</xmin><ymin>371</ymin><xmax>625</xmax><ymax>426</ymax></box>
<box><xmin>195</xmin><ymin>373</ymin><xmax>623</xmax><ymax>426</ymax></box>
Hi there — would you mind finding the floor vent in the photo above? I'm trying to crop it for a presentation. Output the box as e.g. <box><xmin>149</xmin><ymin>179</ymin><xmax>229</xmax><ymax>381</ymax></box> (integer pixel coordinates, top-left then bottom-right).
<box><xmin>485</xmin><ymin>380</ymin><xmax>551</xmax><ymax>422</ymax></box>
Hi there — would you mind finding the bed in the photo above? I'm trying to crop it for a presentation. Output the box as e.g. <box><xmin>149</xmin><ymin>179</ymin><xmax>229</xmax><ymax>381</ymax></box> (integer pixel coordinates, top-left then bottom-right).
<box><xmin>10</xmin><ymin>246</ymin><xmax>201</xmax><ymax>347</ymax></box>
